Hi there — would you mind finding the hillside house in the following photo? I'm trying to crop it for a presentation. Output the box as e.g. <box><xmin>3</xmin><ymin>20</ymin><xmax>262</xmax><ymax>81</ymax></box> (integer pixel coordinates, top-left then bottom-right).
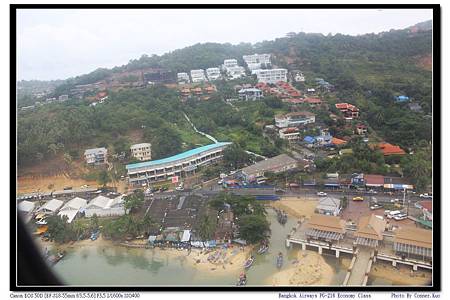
<box><xmin>238</xmin><ymin>88</ymin><xmax>263</xmax><ymax>101</ymax></box>
<box><xmin>177</xmin><ymin>72</ymin><xmax>190</xmax><ymax>84</ymax></box>
<box><xmin>275</xmin><ymin>111</ymin><xmax>316</xmax><ymax>128</ymax></box>
<box><xmin>278</xmin><ymin>127</ymin><xmax>300</xmax><ymax>141</ymax></box>
<box><xmin>356</xmin><ymin>124</ymin><xmax>368</xmax><ymax>135</ymax></box>
<box><xmin>84</xmin><ymin>147</ymin><xmax>108</xmax><ymax>165</ymax></box>
<box><xmin>206</xmin><ymin>68</ymin><xmax>221</xmax><ymax>81</ymax></box>
<box><xmin>335</xmin><ymin>103</ymin><xmax>359</xmax><ymax>119</ymax></box>
<box><xmin>190</xmin><ymin>69</ymin><xmax>207</xmax><ymax>83</ymax></box>
<box><xmin>130</xmin><ymin>143</ymin><xmax>152</xmax><ymax>161</ymax></box>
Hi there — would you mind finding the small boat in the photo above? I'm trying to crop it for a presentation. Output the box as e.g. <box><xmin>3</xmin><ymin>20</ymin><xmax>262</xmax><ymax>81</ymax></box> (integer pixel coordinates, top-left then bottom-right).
<box><xmin>276</xmin><ymin>252</ymin><xmax>283</xmax><ymax>269</ymax></box>
<box><xmin>236</xmin><ymin>273</ymin><xmax>247</xmax><ymax>286</ymax></box>
<box><xmin>257</xmin><ymin>244</ymin><xmax>269</xmax><ymax>254</ymax></box>
<box><xmin>47</xmin><ymin>252</ymin><xmax>65</xmax><ymax>265</ymax></box>
<box><xmin>244</xmin><ymin>255</ymin><xmax>254</xmax><ymax>269</ymax></box>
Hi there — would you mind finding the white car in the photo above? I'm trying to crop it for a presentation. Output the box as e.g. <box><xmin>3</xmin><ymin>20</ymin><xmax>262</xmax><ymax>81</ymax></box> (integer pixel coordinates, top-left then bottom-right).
<box><xmin>368</xmin><ymin>189</ymin><xmax>378</xmax><ymax>194</ymax></box>
<box><xmin>393</xmin><ymin>213</ymin><xmax>408</xmax><ymax>221</ymax></box>
<box><xmin>390</xmin><ymin>198</ymin><xmax>401</xmax><ymax>203</ymax></box>
<box><xmin>370</xmin><ymin>204</ymin><xmax>383</xmax><ymax>210</ymax></box>
<box><xmin>317</xmin><ymin>192</ymin><xmax>327</xmax><ymax>197</ymax></box>
<box><xmin>419</xmin><ymin>193</ymin><xmax>433</xmax><ymax>199</ymax></box>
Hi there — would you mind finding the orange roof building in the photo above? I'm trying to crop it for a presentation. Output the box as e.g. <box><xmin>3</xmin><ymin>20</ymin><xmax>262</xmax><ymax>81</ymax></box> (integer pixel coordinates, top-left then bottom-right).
<box><xmin>331</xmin><ymin>137</ymin><xmax>347</xmax><ymax>146</ymax></box>
<box><xmin>305</xmin><ymin>214</ymin><xmax>346</xmax><ymax>242</ymax></box>
<box><xmin>376</xmin><ymin>143</ymin><xmax>406</xmax><ymax>156</ymax></box>
<box><xmin>394</xmin><ymin>227</ymin><xmax>432</xmax><ymax>260</ymax></box>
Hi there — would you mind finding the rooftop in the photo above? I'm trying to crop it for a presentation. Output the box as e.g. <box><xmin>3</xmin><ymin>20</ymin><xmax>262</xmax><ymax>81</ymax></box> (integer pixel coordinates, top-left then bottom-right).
<box><xmin>241</xmin><ymin>154</ymin><xmax>297</xmax><ymax>176</ymax></box>
<box><xmin>394</xmin><ymin>227</ymin><xmax>432</xmax><ymax>248</ymax></box>
<box><xmin>355</xmin><ymin>214</ymin><xmax>387</xmax><ymax>241</ymax></box>
<box><xmin>306</xmin><ymin>214</ymin><xmax>346</xmax><ymax>234</ymax></box>
<box><xmin>126</xmin><ymin>142</ymin><xmax>231</xmax><ymax>170</ymax></box>
<box><xmin>84</xmin><ymin>147</ymin><xmax>107</xmax><ymax>155</ymax></box>
<box><xmin>131</xmin><ymin>143</ymin><xmax>151</xmax><ymax>149</ymax></box>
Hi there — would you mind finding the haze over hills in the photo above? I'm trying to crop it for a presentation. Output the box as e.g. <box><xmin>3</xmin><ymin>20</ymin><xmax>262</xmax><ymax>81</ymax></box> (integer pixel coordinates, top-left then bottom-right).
<box><xmin>17</xmin><ymin>20</ymin><xmax>431</xmax><ymax>93</ymax></box>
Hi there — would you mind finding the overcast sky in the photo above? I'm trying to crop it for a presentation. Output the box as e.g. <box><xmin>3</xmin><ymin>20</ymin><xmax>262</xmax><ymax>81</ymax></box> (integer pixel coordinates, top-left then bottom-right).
<box><xmin>16</xmin><ymin>8</ymin><xmax>432</xmax><ymax>81</ymax></box>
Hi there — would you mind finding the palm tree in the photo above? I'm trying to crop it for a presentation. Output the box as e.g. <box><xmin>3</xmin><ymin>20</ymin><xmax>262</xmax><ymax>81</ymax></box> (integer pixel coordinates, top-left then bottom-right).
<box><xmin>198</xmin><ymin>215</ymin><xmax>216</xmax><ymax>241</ymax></box>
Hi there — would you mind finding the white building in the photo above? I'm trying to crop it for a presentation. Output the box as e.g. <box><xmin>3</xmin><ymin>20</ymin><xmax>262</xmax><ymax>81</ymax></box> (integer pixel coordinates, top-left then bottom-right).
<box><xmin>85</xmin><ymin>195</ymin><xmax>126</xmax><ymax>217</ymax></box>
<box><xmin>206</xmin><ymin>68</ymin><xmax>221</xmax><ymax>81</ymax></box>
<box><xmin>293</xmin><ymin>71</ymin><xmax>305</xmax><ymax>82</ymax></box>
<box><xmin>37</xmin><ymin>199</ymin><xmax>64</xmax><ymax>215</ymax></box>
<box><xmin>226</xmin><ymin>66</ymin><xmax>246</xmax><ymax>79</ymax></box>
<box><xmin>278</xmin><ymin>127</ymin><xmax>300</xmax><ymax>141</ymax></box>
<box><xmin>177</xmin><ymin>72</ymin><xmax>190</xmax><ymax>84</ymax></box>
<box><xmin>223</xmin><ymin>59</ymin><xmax>238</xmax><ymax>69</ymax></box>
<box><xmin>130</xmin><ymin>143</ymin><xmax>152</xmax><ymax>161</ymax></box>
<box><xmin>190</xmin><ymin>69</ymin><xmax>207</xmax><ymax>83</ymax></box>
<box><xmin>243</xmin><ymin>53</ymin><xmax>271</xmax><ymax>70</ymax></box>
<box><xmin>58</xmin><ymin>197</ymin><xmax>87</xmax><ymax>223</ymax></box>
<box><xmin>255</xmin><ymin>68</ymin><xmax>287</xmax><ymax>84</ymax></box>
<box><xmin>275</xmin><ymin>111</ymin><xmax>316</xmax><ymax>128</ymax></box>
<box><xmin>126</xmin><ymin>142</ymin><xmax>231</xmax><ymax>185</ymax></box>
<box><xmin>316</xmin><ymin>197</ymin><xmax>341</xmax><ymax>216</ymax></box>
<box><xmin>238</xmin><ymin>88</ymin><xmax>263</xmax><ymax>101</ymax></box>
<box><xmin>84</xmin><ymin>147</ymin><xmax>108</xmax><ymax>165</ymax></box>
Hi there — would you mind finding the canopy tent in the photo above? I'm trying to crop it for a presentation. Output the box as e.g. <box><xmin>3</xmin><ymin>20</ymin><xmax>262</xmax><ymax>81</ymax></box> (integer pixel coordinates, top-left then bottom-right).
<box><xmin>57</xmin><ymin>210</ymin><xmax>78</xmax><ymax>223</ymax></box>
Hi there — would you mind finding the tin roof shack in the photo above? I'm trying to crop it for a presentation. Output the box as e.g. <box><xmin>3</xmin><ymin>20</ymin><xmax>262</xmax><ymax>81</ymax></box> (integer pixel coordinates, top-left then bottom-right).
<box><xmin>394</xmin><ymin>227</ymin><xmax>432</xmax><ymax>262</ymax></box>
<box><xmin>305</xmin><ymin>214</ymin><xmax>346</xmax><ymax>243</ymax></box>
<box><xmin>316</xmin><ymin>197</ymin><xmax>341</xmax><ymax>216</ymax></box>
<box><xmin>241</xmin><ymin>154</ymin><xmax>298</xmax><ymax>182</ymax></box>
<box><xmin>354</xmin><ymin>214</ymin><xmax>387</xmax><ymax>248</ymax></box>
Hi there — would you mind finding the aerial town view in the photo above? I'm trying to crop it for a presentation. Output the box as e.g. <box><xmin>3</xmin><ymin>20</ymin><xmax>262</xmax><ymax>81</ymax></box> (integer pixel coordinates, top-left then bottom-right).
<box><xmin>15</xmin><ymin>8</ymin><xmax>434</xmax><ymax>287</ymax></box>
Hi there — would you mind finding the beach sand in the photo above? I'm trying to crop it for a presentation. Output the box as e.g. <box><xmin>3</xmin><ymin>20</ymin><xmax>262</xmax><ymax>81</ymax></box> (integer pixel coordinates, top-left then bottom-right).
<box><xmin>267</xmin><ymin>250</ymin><xmax>334</xmax><ymax>286</ymax></box>
<box><xmin>271</xmin><ymin>197</ymin><xmax>318</xmax><ymax>219</ymax></box>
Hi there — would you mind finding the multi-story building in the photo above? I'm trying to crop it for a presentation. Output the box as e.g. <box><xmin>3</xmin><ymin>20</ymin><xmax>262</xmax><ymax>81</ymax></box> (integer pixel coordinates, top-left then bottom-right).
<box><xmin>335</xmin><ymin>103</ymin><xmax>360</xmax><ymax>119</ymax></box>
<box><xmin>126</xmin><ymin>142</ymin><xmax>231</xmax><ymax>186</ymax></box>
<box><xmin>190</xmin><ymin>69</ymin><xmax>207</xmax><ymax>83</ymax></box>
<box><xmin>254</xmin><ymin>68</ymin><xmax>288</xmax><ymax>84</ymax></box>
<box><xmin>58</xmin><ymin>94</ymin><xmax>69</xmax><ymax>101</ymax></box>
<box><xmin>238</xmin><ymin>88</ymin><xmax>263</xmax><ymax>101</ymax></box>
<box><xmin>243</xmin><ymin>53</ymin><xmax>271</xmax><ymax>70</ymax></box>
<box><xmin>275</xmin><ymin>111</ymin><xmax>316</xmax><ymax>128</ymax></box>
<box><xmin>223</xmin><ymin>59</ymin><xmax>238</xmax><ymax>69</ymax></box>
<box><xmin>130</xmin><ymin>143</ymin><xmax>152</xmax><ymax>161</ymax></box>
<box><xmin>206</xmin><ymin>68</ymin><xmax>221</xmax><ymax>81</ymax></box>
<box><xmin>177</xmin><ymin>72</ymin><xmax>190</xmax><ymax>84</ymax></box>
<box><xmin>226</xmin><ymin>66</ymin><xmax>246</xmax><ymax>79</ymax></box>
<box><xmin>278</xmin><ymin>127</ymin><xmax>300</xmax><ymax>141</ymax></box>
<box><xmin>84</xmin><ymin>147</ymin><xmax>108</xmax><ymax>165</ymax></box>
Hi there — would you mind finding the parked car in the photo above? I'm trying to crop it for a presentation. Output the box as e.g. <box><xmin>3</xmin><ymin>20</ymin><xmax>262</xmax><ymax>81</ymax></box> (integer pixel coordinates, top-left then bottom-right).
<box><xmin>368</xmin><ymin>189</ymin><xmax>378</xmax><ymax>194</ymax></box>
<box><xmin>218</xmin><ymin>180</ymin><xmax>224</xmax><ymax>185</ymax></box>
<box><xmin>370</xmin><ymin>204</ymin><xmax>383</xmax><ymax>210</ymax></box>
<box><xmin>352</xmin><ymin>196</ymin><xmax>364</xmax><ymax>201</ymax></box>
<box><xmin>390</xmin><ymin>198</ymin><xmax>401</xmax><ymax>203</ymax></box>
<box><xmin>419</xmin><ymin>193</ymin><xmax>433</xmax><ymax>199</ymax></box>
<box><xmin>393</xmin><ymin>213</ymin><xmax>408</xmax><ymax>221</ymax></box>
<box><xmin>387</xmin><ymin>210</ymin><xmax>402</xmax><ymax>219</ymax></box>
<box><xmin>275</xmin><ymin>188</ymin><xmax>286</xmax><ymax>194</ymax></box>
<box><xmin>317</xmin><ymin>192</ymin><xmax>327</xmax><ymax>197</ymax></box>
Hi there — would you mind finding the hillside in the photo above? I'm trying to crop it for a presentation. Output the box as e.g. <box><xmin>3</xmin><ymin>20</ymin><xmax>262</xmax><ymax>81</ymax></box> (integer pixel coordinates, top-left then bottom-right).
<box><xmin>17</xmin><ymin>21</ymin><xmax>433</xmax><ymax>192</ymax></box>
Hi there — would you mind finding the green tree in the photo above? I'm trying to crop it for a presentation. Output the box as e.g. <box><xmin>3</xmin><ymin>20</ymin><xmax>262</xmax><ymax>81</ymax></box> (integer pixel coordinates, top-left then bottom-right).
<box><xmin>97</xmin><ymin>170</ymin><xmax>111</xmax><ymax>187</ymax></box>
<box><xmin>237</xmin><ymin>214</ymin><xmax>270</xmax><ymax>244</ymax></box>
<box><xmin>198</xmin><ymin>215</ymin><xmax>217</xmax><ymax>241</ymax></box>
<box><xmin>123</xmin><ymin>190</ymin><xmax>145</xmax><ymax>214</ymax></box>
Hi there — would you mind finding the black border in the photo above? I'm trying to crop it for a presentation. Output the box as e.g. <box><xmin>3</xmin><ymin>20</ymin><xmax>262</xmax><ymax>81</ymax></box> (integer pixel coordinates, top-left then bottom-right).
<box><xmin>10</xmin><ymin>3</ymin><xmax>441</xmax><ymax>292</ymax></box>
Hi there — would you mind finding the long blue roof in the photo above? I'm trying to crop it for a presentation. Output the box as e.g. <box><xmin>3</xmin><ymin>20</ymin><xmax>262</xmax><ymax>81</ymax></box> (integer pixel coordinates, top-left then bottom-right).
<box><xmin>126</xmin><ymin>142</ymin><xmax>231</xmax><ymax>170</ymax></box>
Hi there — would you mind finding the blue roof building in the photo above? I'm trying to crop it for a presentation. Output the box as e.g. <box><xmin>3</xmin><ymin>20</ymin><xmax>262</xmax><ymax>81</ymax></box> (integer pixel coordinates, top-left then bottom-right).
<box><xmin>304</xmin><ymin>136</ymin><xmax>316</xmax><ymax>144</ymax></box>
<box><xmin>126</xmin><ymin>142</ymin><xmax>231</xmax><ymax>185</ymax></box>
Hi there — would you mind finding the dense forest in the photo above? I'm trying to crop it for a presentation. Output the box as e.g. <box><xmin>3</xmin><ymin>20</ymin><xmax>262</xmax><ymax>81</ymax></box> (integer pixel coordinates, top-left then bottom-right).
<box><xmin>17</xmin><ymin>21</ymin><xmax>433</xmax><ymax>184</ymax></box>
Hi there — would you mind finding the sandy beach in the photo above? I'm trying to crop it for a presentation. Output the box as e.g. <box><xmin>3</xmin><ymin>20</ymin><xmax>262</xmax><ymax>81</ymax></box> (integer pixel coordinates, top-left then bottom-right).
<box><xmin>267</xmin><ymin>250</ymin><xmax>334</xmax><ymax>286</ymax></box>
<box><xmin>271</xmin><ymin>197</ymin><xmax>318</xmax><ymax>219</ymax></box>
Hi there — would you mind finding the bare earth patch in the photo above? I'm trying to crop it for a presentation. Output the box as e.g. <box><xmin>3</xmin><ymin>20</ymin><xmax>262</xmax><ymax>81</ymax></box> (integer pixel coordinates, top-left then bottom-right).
<box><xmin>271</xmin><ymin>197</ymin><xmax>318</xmax><ymax>219</ymax></box>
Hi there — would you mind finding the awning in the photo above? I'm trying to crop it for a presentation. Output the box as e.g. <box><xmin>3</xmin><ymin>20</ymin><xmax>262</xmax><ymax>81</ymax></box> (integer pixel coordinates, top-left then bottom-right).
<box><xmin>394</xmin><ymin>242</ymin><xmax>432</xmax><ymax>257</ymax></box>
<box><xmin>305</xmin><ymin>228</ymin><xmax>343</xmax><ymax>241</ymax></box>
<box><xmin>355</xmin><ymin>237</ymin><xmax>378</xmax><ymax>248</ymax></box>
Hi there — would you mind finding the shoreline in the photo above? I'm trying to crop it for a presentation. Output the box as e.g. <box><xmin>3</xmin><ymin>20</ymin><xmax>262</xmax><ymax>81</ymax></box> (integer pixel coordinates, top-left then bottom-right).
<box><xmin>266</xmin><ymin>250</ymin><xmax>334</xmax><ymax>286</ymax></box>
